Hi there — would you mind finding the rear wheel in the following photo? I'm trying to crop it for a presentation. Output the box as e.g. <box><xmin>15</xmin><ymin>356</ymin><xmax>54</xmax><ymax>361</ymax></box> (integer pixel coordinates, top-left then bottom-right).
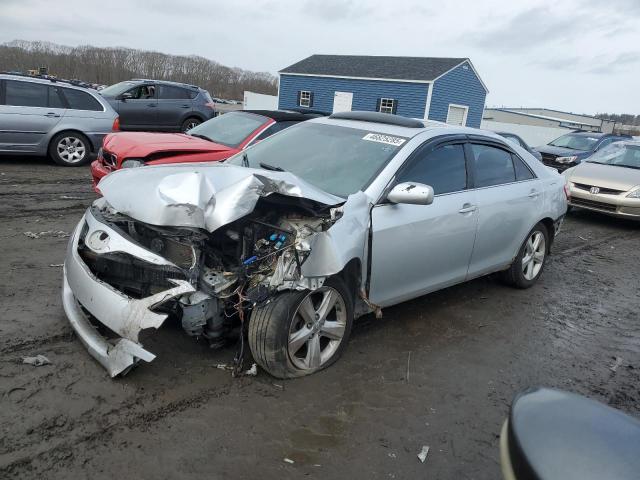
<box><xmin>49</xmin><ymin>132</ymin><xmax>91</xmax><ymax>166</ymax></box>
<box><xmin>501</xmin><ymin>223</ymin><xmax>549</xmax><ymax>289</ymax></box>
<box><xmin>248</xmin><ymin>277</ymin><xmax>354</xmax><ymax>379</ymax></box>
<box><xmin>181</xmin><ymin>117</ymin><xmax>201</xmax><ymax>132</ymax></box>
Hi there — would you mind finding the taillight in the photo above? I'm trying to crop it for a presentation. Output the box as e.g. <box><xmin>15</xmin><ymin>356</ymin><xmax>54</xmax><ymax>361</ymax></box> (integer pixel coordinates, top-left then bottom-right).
<box><xmin>112</xmin><ymin>116</ymin><xmax>120</xmax><ymax>131</ymax></box>
<box><xmin>205</xmin><ymin>102</ymin><xmax>216</xmax><ymax>110</ymax></box>
<box><xmin>563</xmin><ymin>183</ymin><xmax>571</xmax><ymax>200</ymax></box>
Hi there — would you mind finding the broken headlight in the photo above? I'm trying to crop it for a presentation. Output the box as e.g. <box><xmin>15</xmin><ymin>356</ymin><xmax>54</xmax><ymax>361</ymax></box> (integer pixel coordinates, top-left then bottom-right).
<box><xmin>122</xmin><ymin>159</ymin><xmax>144</xmax><ymax>168</ymax></box>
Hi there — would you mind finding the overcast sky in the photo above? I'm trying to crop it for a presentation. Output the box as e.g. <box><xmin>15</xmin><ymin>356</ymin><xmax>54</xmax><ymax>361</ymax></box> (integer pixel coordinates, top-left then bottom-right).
<box><xmin>1</xmin><ymin>0</ymin><xmax>638</xmax><ymax>114</ymax></box>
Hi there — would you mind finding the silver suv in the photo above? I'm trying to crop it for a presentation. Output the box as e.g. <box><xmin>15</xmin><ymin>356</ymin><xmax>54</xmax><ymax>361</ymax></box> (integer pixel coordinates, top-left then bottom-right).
<box><xmin>0</xmin><ymin>74</ymin><xmax>118</xmax><ymax>166</ymax></box>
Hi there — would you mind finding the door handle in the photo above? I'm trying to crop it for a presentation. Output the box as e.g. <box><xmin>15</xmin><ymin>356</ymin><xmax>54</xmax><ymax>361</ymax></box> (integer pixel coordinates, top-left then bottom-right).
<box><xmin>180</xmin><ymin>104</ymin><xmax>190</xmax><ymax>108</ymax></box>
<box><xmin>458</xmin><ymin>204</ymin><xmax>477</xmax><ymax>214</ymax></box>
<box><xmin>44</xmin><ymin>112</ymin><xmax>60</xmax><ymax>118</ymax></box>
<box><xmin>528</xmin><ymin>190</ymin><xmax>541</xmax><ymax>198</ymax></box>
<box><xmin>147</xmin><ymin>104</ymin><xmax>157</xmax><ymax>108</ymax></box>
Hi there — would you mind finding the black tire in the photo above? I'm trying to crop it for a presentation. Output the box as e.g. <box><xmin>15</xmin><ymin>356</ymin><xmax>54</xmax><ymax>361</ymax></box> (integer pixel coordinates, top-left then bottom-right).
<box><xmin>181</xmin><ymin>117</ymin><xmax>201</xmax><ymax>132</ymax></box>
<box><xmin>49</xmin><ymin>131</ymin><xmax>92</xmax><ymax>166</ymax></box>
<box><xmin>248</xmin><ymin>276</ymin><xmax>354</xmax><ymax>379</ymax></box>
<box><xmin>501</xmin><ymin>222</ymin><xmax>549</xmax><ymax>289</ymax></box>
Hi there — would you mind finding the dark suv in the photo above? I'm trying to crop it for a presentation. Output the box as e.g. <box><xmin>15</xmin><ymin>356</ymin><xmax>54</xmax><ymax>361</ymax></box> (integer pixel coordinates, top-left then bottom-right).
<box><xmin>536</xmin><ymin>131</ymin><xmax>631</xmax><ymax>171</ymax></box>
<box><xmin>99</xmin><ymin>79</ymin><xmax>215</xmax><ymax>132</ymax></box>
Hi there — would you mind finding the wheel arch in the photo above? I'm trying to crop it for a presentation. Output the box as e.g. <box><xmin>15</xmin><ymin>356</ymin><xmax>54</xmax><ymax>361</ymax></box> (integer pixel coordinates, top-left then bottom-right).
<box><xmin>180</xmin><ymin>112</ymin><xmax>206</xmax><ymax>125</ymax></box>
<box><xmin>539</xmin><ymin>217</ymin><xmax>556</xmax><ymax>253</ymax></box>
<box><xmin>333</xmin><ymin>257</ymin><xmax>363</xmax><ymax>303</ymax></box>
<box><xmin>48</xmin><ymin>129</ymin><xmax>96</xmax><ymax>152</ymax></box>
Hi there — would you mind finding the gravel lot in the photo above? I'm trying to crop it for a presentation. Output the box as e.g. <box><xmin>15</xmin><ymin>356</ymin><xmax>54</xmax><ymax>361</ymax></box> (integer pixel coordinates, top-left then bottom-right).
<box><xmin>1</xmin><ymin>156</ymin><xmax>639</xmax><ymax>480</ymax></box>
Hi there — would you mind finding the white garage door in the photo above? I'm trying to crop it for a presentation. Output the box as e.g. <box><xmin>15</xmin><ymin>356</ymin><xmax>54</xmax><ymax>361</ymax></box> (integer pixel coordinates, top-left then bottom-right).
<box><xmin>446</xmin><ymin>104</ymin><xmax>468</xmax><ymax>126</ymax></box>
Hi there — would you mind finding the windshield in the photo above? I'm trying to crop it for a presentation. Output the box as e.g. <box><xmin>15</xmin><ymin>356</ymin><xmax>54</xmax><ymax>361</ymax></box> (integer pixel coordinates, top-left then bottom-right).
<box><xmin>549</xmin><ymin>134</ymin><xmax>599</xmax><ymax>151</ymax></box>
<box><xmin>188</xmin><ymin>112</ymin><xmax>267</xmax><ymax>147</ymax></box>
<box><xmin>227</xmin><ymin>122</ymin><xmax>408</xmax><ymax>197</ymax></box>
<box><xmin>99</xmin><ymin>81</ymin><xmax>138</xmax><ymax>97</ymax></box>
<box><xmin>587</xmin><ymin>142</ymin><xmax>640</xmax><ymax>170</ymax></box>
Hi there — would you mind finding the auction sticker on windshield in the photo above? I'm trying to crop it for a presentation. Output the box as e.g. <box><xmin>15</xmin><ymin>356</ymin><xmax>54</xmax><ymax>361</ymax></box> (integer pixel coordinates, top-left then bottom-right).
<box><xmin>363</xmin><ymin>133</ymin><xmax>407</xmax><ymax>146</ymax></box>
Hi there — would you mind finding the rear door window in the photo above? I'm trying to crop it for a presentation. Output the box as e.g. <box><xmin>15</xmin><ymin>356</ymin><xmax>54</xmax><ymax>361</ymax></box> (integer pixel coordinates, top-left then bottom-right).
<box><xmin>61</xmin><ymin>88</ymin><xmax>103</xmax><ymax>111</ymax></box>
<box><xmin>5</xmin><ymin>80</ymin><xmax>48</xmax><ymax>107</ymax></box>
<box><xmin>470</xmin><ymin>143</ymin><xmax>516</xmax><ymax>187</ymax></box>
<box><xmin>48</xmin><ymin>86</ymin><xmax>65</xmax><ymax>108</ymax></box>
<box><xmin>158</xmin><ymin>85</ymin><xmax>191</xmax><ymax>99</ymax></box>
<box><xmin>397</xmin><ymin>143</ymin><xmax>467</xmax><ymax>195</ymax></box>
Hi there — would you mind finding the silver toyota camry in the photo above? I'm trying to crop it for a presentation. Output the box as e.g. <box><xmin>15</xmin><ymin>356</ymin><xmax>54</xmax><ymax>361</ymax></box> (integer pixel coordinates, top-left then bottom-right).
<box><xmin>62</xmin><ymin>112</ymin><xmax>568</xmax><ymax>379</ymax></box>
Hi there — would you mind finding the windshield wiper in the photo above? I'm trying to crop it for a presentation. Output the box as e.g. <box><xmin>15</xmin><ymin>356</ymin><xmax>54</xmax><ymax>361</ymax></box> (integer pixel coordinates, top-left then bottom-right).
<box><xmin>189</xmin><ymin>133</ymin><xmax>213</xmax><ymax>142</ymax></box>
<box><xmin>259</xmin><ymin>162</ymin><xmax>285</xmax><ymax>172</ymax></box>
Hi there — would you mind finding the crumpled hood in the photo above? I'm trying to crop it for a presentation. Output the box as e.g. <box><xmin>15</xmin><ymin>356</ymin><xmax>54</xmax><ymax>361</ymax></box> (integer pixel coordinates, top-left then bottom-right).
<box><xmin>103</xmin><ymin>132</ymin><xmax>231</xmax><ymax>159</ymax></box>
<box><xmin>535</xmin><ymin>144</ymin><xmax>590</xmax><ymax>157</ymax></box>
<box><xmin>97</xmin><ymin>163</ymin><xmax>345</xmax><ymax>232</ymax></box>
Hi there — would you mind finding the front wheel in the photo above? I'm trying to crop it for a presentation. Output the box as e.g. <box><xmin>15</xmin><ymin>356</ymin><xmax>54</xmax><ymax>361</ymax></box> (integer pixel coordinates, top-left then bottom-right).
<box><xmin>181</xmin><ymin>117</ymin><xmax>201</xmax><ymax>132</ymax></box>
<box><xmin>248</xmin><ymin>277</ymin><xmax>354</xmax><ymax>379</ymax></box>
<box><xmin>501</xmin><ymin>223</ymin><xmax>549</xmax><ymax>289</ymax></box>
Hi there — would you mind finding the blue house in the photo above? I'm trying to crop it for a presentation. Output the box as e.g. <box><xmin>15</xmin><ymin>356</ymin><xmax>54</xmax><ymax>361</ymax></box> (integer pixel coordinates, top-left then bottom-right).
<box><xmin>278</xmin><ymin>55</ymin><xmax>488</xmax><ymax>128</ymax></box>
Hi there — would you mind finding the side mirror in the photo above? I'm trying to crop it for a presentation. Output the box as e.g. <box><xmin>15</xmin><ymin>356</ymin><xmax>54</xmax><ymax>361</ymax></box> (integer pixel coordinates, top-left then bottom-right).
<box><xmin>119</xmin><ymin>92</ymin><xmax>133</xmax><ymax>101</ymax></box>
<box><xmin>387</xmin><ymin>182</ymin><xmax>434</xmax><ymax>205</ymax></box>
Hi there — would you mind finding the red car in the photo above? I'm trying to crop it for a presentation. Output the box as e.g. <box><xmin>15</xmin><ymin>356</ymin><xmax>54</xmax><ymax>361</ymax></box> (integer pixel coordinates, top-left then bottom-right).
<box><xmin>90</xmin><ymin>110</ymin><xmax>320</xmax><ymax>189</ymax></box>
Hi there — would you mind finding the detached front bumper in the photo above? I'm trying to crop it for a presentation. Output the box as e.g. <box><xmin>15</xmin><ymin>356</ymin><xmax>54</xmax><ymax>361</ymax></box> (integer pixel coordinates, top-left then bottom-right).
<box><xmin>62</xmin><ymin>210</ymin><xmax>194</xmax><ymax>377</ymax></box>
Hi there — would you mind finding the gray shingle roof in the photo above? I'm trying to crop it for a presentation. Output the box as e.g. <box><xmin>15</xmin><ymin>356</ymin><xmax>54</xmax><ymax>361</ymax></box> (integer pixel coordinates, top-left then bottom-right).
<box><xmin>280</xmin><ymin>55</ymin><xmax>467</xmax><ymax>82</ymax></box>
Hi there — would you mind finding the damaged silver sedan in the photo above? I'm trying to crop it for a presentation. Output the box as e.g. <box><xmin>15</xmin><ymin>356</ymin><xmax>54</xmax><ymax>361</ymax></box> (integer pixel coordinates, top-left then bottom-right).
<box><xmin>62</xmin><ymin>112</ymin><xmax>568</xmax><ymax>378</ymax></box>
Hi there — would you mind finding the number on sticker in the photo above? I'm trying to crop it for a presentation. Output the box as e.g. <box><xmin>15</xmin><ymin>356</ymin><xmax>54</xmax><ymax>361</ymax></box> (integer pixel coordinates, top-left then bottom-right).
<box><xmin>362</xmin><ymin>133</ymin><xmax>406</xmax><ymax>146</ymax></box>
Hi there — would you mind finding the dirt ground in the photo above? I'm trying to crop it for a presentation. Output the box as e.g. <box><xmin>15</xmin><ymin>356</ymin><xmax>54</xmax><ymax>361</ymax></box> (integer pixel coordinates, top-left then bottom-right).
<box><xmin>1</xmin><ymin>156</ymin><xmax>639</xmax><ymax>480</ymax></box>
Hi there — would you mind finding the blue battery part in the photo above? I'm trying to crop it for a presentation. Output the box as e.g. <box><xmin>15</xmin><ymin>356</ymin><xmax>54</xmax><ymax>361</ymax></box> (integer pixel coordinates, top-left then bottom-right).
<box><xmin>269</xmin><ymin>233</ymin><xmax>278</xmax><ymax>241</ymax></box>
<box><xmin>243</xmin><ymin>255</ymin><xmax>258</xmax><ymax>265</ymax></box>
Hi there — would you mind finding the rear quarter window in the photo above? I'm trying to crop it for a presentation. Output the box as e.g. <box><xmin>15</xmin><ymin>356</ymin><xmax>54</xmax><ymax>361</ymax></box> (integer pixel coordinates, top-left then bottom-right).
<box><xmin>61</xmin><ymin>88</ymin><xmax>103</xmax><ymax>111</ymax></box>
<box><xmin>512</xmin><ymin>154</ymin><xmax>535</xmax><ymax>181</ymax></box>
<box><xmin>158</xmin><ymin>85</ymin><xmax>192</xmax><ymax>100</ymax></box>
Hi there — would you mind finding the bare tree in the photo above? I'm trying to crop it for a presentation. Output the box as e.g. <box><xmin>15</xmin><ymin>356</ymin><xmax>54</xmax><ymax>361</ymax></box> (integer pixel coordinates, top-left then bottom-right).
<box><xmin>0</xmin><ymin>40</ymin><xmax>278</xmax><ymax>99</ymax></box>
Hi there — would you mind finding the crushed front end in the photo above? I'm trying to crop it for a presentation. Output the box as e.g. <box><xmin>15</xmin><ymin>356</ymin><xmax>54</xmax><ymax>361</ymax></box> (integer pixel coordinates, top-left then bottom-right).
<box><xmin>63</xmin><ymin>192</ymin><xmax>359</xmax><ymax>377</ymax></box>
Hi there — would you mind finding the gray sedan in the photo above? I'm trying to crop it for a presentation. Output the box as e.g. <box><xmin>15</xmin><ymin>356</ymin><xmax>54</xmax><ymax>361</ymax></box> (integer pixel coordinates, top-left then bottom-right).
<box><xmin>62</xmin><ymin>112</ymin><xmax>568</xmax><ymax>378</ymax></box>
<box><xmin>0</xmin><ymin>74</ymin><xmax>118</xmax><ymax>166</ymax></box>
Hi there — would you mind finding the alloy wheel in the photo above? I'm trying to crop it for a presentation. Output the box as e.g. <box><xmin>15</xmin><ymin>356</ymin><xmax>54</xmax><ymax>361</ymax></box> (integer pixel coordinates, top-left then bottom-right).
<box><xmin>57</xmin><ymin>137</ymin><xmax>86</xmax><ymax>164</ymax></box>
<box><xmin>522</xmin><ymin>231</ymin><xmax>546</xmax><ymax>281</ymax></box>
<box><xmin>288</xmin><ymin>286</ymin><xmax>347</xmax><ymax>371</ymax></box>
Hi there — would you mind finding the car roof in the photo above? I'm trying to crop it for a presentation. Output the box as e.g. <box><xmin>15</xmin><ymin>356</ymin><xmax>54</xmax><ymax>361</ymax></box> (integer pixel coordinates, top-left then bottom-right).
<box><xmin>0</xmin><ymin>72</ymin><xmax>98</xmax><ymax>92</ymax></box>
<box><xmin>241</xmin><ymin>110</ymin><xmax>322</xmax><ymax>122</ymax></box>
<box><xmin>129</xmin><ymin>78</ymin><xmax>201</xmax><ymax>90</ymax></box>
<box><xmin>309</xmin><ymin>112</ymin><xmax>489</xmax><ymax>139</ymax></box>
<box><xmin>567</xmin><ymin>131</ymin><xmax>605</xmax><ymax>137</ymax></box>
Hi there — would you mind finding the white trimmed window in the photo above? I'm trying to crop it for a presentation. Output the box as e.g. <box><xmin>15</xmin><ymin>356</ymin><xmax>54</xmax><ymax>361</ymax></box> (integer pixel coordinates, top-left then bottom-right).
<box><xmin>299</xmin><ymin>90</ymin><xmax>311</xmax><ymax>108</ymax></box>
<box><xmin>378</xmin><ymin>98</ymin><xmax>396</xmax><ymax>114</ymax></box>
<box><xmin>446</xmin><ymin>104</ymin><xmax>469</xmax><ymax>126</ymax></box>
